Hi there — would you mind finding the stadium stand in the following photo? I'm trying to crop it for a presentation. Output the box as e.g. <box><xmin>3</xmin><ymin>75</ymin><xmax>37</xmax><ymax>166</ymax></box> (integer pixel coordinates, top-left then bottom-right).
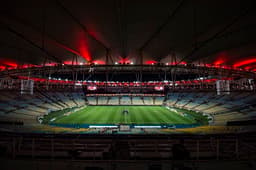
<box><xmin>87</xmin><ymin>96</ymin><xmax>97</xmax><ymax>105</ymax></box>
<box><xmin>1</xmin><ymin>89</ymin><xmax>255</xmax><ymax>129</ymax></box>
<box><xmin>154</xmin><ymin>96</ymin><xmax>164</xmax><ymax>105</ymax></box>
<box><xmin>143</xmin><ymin>96</ymin><xmax>154</xmax><ymax>105</ymax></box>
<box><xmin>0</xmin><ymin>90</ymin><xmax>86</xmax><ymax>125</ymax></box>
<box><xmin>108</xmin><ymin>96</ymin><xmax>119</xmax><ymax>105</ymax></box>
<box><xmin>132</xmin><ymin>96</ymin><xmax>144</xmax><ymax>105</ymax></box>
<box><xmin>97</xmin><ymin>96</ymin><xmax>108</xmax><ymax>105</ymax></box>
<box><xmin>166</xmin><ymin>92</ymin><xmax>256</xmax><ymax>125</ymax></box>
<box><xmin>120</xmin><ymin>96</ymin><xmax>131</xmax><ymax>105</ymax></box>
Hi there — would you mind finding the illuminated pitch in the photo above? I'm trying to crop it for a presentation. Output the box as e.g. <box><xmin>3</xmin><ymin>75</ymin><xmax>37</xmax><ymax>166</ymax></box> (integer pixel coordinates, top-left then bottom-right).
<box><xmin>43</xmin><ymin>106</ymin><xmax>209</xmax><ymax>127</ymax></box>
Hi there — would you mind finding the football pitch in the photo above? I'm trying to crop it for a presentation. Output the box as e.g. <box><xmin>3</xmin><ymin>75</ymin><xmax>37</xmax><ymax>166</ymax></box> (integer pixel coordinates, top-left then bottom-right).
<box><xmin>51</xmin><ymin>106</ymin><xmax>205</xmax><ymax>125</ymax></box>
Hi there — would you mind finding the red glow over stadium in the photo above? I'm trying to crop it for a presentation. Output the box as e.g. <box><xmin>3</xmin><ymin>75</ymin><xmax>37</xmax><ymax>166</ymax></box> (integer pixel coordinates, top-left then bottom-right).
<box><xmin>205</xmin><ymin>64</ymin><xmax>212</xmax><ymax>67</ymax></box>
<box><xmin>214</xmin><ymin>58</ymin><xmax>225</xmax><ymax>65</ymax></box>
<box><xmin>244</xmin><ymin>66</ymin><xmax>254</xmax><ymax>70</ymax></box>
<box><xmin>168</xmin><ymin>61</ymin><xmax>187</xmax><ymax>65</ymax></box>
<box><xmin>64</xmin><ymin>61</ymin><xmax>78</xmax><ymax>65</ymax></box>
<box><xmin>5</xmin><ymin>62</ymin><xmax>18</xmax><ymax>67</ymax></box>
<box><xmin>78</xmin><ymin>32</ymin><xmax>92</xmax><ymax>62</ymax></box>
<box><xmin>118</xmin><ymin>57</ymin><xmax>131</xmax><ymax>64</ymax></box>
<box><xmin>92</xmin><ymin>60</ymin><xmax>105</xmax><ymax>65</ymax></box>
<box><xmin>87</xmin><ymin>28</ymin><xmax>109</xmax><ymax>48</ymax></box>
<box><xmin>52</xmin><ymin>41</ymin><xmax>82</xmax><ymax>56</ymax></box>
<box><xmin>0</xmin><ymin>66</ymin><xmax>6</xmax><ymax>70</ymax></box>
<box><xmin>233</xmin><ymin>58</ymin><xmax>256</xmax><ymax>67</ymax></box>
<box><xmin>0</xmin><ymin>60</ymin><xmax>18</xmax><ymax>67</ymax></box>
<box><xmin>20</xmin><ymin>64</ymin><xmax>41</xmax><ymax>69</ymax></box>
<box><xmin>1</xmin><ymin>1</ymin><xmax>256</xmax><ymax>164</ymax></box>
<box><xmin>214</xmin><ymin>51</ymin><xmax>228</xmax><ymax>65</ymax></box>
<box><xmin>20</xmin><ymin>64</ymin><xmax>30</xmax><ymax>68</ymax></box>
<box><xmin>145</xmin><ymin>60</ymin><xmax>157</xmax><ymax>65</ymax></box>
<box><xmin>180</xmin><ymin>61</ymin><xmax>187</xmax><ymax>65</ymax></box>
<box><xmin>44</xmin><ymin>63</ymin><xmax>57</xmax><ymax>66</ymax></box>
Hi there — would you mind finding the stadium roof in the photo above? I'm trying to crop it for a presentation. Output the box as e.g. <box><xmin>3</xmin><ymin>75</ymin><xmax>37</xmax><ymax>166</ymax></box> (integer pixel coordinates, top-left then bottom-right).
<box><xmin>0</xmin><ymin>0</ymin><xmax>256</xmax><ymax>70</ymax></box>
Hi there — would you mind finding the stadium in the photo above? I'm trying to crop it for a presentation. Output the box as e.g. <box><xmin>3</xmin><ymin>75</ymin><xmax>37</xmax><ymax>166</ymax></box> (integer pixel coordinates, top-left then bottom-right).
<box><xmin>0</xmin><ymin>0</ymin><xmax>256</xmax><ymax>169</ymax></box>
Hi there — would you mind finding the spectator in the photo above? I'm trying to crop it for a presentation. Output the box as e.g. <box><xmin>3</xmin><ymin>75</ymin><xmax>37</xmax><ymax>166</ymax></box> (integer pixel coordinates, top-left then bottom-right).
<box><xmin>171</xmin><ymin>139</ymin><xmax>191</xmax><ymax>170</ymax></box>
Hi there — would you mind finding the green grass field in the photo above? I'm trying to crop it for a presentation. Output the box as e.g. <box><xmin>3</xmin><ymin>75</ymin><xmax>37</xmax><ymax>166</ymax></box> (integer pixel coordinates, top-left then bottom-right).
<box><xmin>46</xmin><ymin>106</ymin><xmax>208</xmax><ymax>125</ymax></box>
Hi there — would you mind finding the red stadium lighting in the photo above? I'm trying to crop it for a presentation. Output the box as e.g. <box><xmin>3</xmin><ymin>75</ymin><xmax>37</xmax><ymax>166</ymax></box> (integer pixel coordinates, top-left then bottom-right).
<box><xmin>0</xmin><ymin>60</ymin><xmax>18</xmax><ymax>68</ymax></box>
<box><xmin>78</xmin><ymin>32</ymin><xmax>92</xmax><ymax>62</ymax></box>
<box><xmin>180</xmin><ymin>61</ymin><xmax>187</xmax><ymax>65</ymax></box>
<box><xmin>154</xmin><ymin>86</ymin><xmax>164</xmax><ymax>91</ymax></box>
<box><xmin>52</xmin><ymin>40</ymin><xmax>82</xmax><ymax>57</ymax></box>
<box><xmin>214</xmin><ymin>51</ymin><xmax>228</xmax><ymax>65</ymax></box>
<box><xmin>168</xmin><ymin>61</ymin><xmax>187</xmax><ymax>65</ymax></box>
<box><xmin>145</xmin><ymin>60</ymin><xmax>157</xmax><ymax>65</ymax></box>
<box><xmin>233</xmin><ymin>58</ymin><xmax>256</xmax><ymax>67</ymax></box>
<box><xmin>205</xmin><ymin>64</ymin><xmax>212</xmax><ymax>67</ymax></box>
<box><xmin>92</xmin><ymin>60</ymin><xmax>105</xmax><ymax>65</ymax></box>
<box><xmin>21</xmin><ymin>64</ymin><xmax>37</xmax><ymax>68</ymax></box>
<box><xmin>5</xmin><ymin>62</ymin><xmax>17</xmax><ymax>67</ymax></box>
<box><xmin>45</xmin><ymin>63</ymin><xmax>57</xmax><ymax>66</ymax></box>
<box><xmin>118</xmin><ymin>57</ymin><xmax>131</xmax><ymax>64</ymax></box>
<box><xmin>64</xmin><ymin>61</ymin><xmax>79</xmax><ymax>65</ymax></box>
<box><xmin>214</xmin><ymin>58</ymin><xmax>225</xmax><ymax>65</ymax></box>
<box><xmin>87</xmin><ymin>85</ymin><xmax>97</xmax><ymax>91</ymax></box>
<box><xmin>0</xmin><ymin>66</ymin><xmax>6</xmax><ymax>70</ymax></box>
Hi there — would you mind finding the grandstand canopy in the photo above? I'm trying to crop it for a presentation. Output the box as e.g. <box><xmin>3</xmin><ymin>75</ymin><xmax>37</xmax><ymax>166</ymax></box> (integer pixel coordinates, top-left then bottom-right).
<box><xmin>0</xmin><ymin>0</ymin><xmax>256</xmax><ymax>70</ymax></box>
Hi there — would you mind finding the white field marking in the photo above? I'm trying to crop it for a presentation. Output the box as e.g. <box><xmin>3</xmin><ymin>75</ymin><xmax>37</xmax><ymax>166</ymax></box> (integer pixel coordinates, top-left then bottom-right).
<box><xmin>165</xmin><ymin>106</ymin><xmax>178</xmax><ymax>113</ymax></box>
<box><xmin>50</xmin><ymin>118</ymin><xmax>56</xmax><ymax>122</ymax></box>
<box><xmin>134</xmin><ymin>126</ymin><xmax>161</xmax><ymax>128</ymax></box>
<box><xmin>165</xmin><ymin>106</ymin><xmax>186</xmax><ymax>117</ymax></box>
<box><xmin>89</xmin><ymin>125</ymin><xmax>118</xmax><ymax>128</ymax></box>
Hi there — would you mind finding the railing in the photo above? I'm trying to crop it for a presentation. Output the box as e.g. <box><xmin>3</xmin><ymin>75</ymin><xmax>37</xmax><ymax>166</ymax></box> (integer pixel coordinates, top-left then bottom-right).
<box><xmin>1</xmin><ymin>132</ymin><xmax>256</xmax><ymax>161</ymax></box>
